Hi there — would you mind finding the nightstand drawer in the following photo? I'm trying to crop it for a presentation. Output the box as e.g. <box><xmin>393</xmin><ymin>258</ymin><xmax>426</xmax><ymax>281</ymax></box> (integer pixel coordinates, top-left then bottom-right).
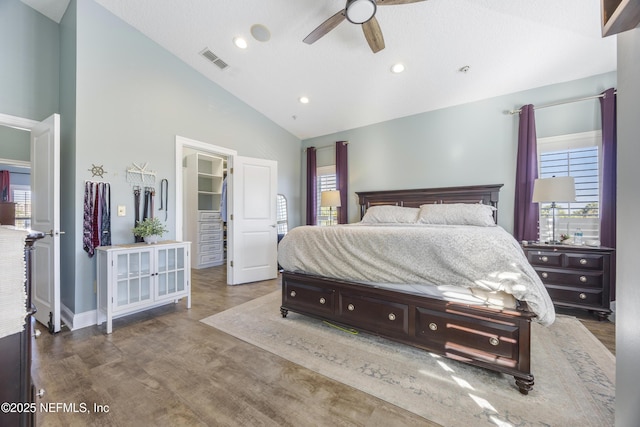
<box><xmin>535</xmin><ymin>269</ymin><xmax>603</xmax><ymax>288</ymax></box>
<box><xmin>526</xmin><ymin>251</ymin><xmax>563</xmax><ymax>267</ymax></box>
<box><xmin>565</xmin><ymin>253</ymin><xmax>604</xmax><ymax>270</ymax></box>
<box><xmin>546</xmin><ymin>286</ymin><xmax>602</xmax><ymax>307</ymax></box>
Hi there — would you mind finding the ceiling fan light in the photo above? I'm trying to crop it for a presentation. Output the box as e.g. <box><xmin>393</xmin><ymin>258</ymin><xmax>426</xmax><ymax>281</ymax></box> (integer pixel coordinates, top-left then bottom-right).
<box><xmin>345</xmin><ymin>0</ymin><xmax>376</xmax><ymax>24</ymax></box>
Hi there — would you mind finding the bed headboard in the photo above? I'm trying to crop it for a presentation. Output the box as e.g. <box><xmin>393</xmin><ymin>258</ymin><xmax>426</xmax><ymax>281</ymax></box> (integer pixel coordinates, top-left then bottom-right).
<box><xmin>356</xmin><ymin>184</ymin><xmax>503</xmax><ymax>223</ymax></box>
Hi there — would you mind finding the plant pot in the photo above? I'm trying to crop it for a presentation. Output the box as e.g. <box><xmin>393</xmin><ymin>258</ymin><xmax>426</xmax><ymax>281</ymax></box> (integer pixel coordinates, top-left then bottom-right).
<box><xmin>144</xmin><ymin>235</ymin><xmax>159</xmax><ymax>244</ymax></box>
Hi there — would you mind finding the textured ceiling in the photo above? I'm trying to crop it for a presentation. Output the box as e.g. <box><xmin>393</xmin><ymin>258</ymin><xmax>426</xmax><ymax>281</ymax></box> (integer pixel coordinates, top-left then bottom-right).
<box><xmin>28</xmin><ymin>0</ymin><xmax>617</xmax><ymax>140</ymax></box>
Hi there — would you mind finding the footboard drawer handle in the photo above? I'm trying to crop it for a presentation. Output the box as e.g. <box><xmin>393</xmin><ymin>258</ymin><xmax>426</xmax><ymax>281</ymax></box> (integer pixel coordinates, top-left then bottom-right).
<box><xmin>579</xmin><ymin>276</ymin><xmax>588</xmax><ymax>283</ymax></box>
<box><xmin>541</xmin><ymin>272</ymin><xmax>548</xmax><ymax>279</ymax></box>
<box><xmin>428</xmin><ymin>322</ymin><xmax>438</xmax><ymax>331</ymax></box>
<box><xmin>348</xmin><ymin>303</ymin><xmax>355</xmax><ymax>311</ymax></box>
<box><xmin>580</xmin><ymin>258</ymin><xmax>588</xmax><ymax>265</ymax></box>
<box><xmin>319</xmin><ymin>297</ymin><xmax>326</xmax><ymax>304</ymax></box>
<box><xmin>540</xmin><ymin>256</ymin><xmax>548</xmax><ymax>262</ymax></box>
<box><xmin>290</xmin><ymin>290</ymin><xmax>296</xmax><ymax>297</ymax></box>
<box><xmin>579</xmin><ymin>293</ymin><xmax>587</xmax><ymax>300</ymax></box>
<box><xmin>489</xmin><ymin>337</ymin><xmax>500</xmax><ymax>346</ymax></box>
<box><xmin>388</xmin><ymin>313</ymin><xmax>396</xmax><ymax>321</ymax></box>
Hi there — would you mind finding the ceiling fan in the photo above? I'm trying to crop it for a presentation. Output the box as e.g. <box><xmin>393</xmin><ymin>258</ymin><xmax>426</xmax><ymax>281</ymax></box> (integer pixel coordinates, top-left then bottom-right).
<box><xmin>303</xmin><ymin>0</ymin><xmax>427</xmax><ymax>53</ymax></box>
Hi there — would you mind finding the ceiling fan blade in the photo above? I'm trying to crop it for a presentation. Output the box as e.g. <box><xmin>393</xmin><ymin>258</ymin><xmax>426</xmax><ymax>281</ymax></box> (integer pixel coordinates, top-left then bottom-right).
<box><xmin>376</xmin><ymin>0</ymin><xmax>427</xmax><ymax>5</ymax></box>
<box><xmin>362</xmin><ymin>16</ymin><xmax>385</xmax><ymax>53</ymax></box>
<box><xmin>303</xmin><ymin>10</ymin><xmax>346</xmax><ymax>44</ymax></box>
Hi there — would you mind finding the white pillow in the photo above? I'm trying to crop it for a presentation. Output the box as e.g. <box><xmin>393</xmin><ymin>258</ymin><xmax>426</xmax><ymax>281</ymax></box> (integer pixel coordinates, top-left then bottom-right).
<box><xmin>417</xmin><ymin>203</ymin><xmax>496</xmax><ymax>227</ymax></box>
<box><xmin>361</xmin><ymin>205</ymin><xmax>420</xmax><ymax>224</ymax></box>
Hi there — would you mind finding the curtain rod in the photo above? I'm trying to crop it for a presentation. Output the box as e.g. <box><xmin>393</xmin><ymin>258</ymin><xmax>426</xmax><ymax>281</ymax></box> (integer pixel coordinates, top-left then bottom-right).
<box><xmin>303</xmin><ymin>141</ymin><xmax>349</xmax><ymax>152</ymax></box>
<box><xmin>508</xmin><ymin>90</ymin><xmax>617</xmax><ymax>115</ymax></box>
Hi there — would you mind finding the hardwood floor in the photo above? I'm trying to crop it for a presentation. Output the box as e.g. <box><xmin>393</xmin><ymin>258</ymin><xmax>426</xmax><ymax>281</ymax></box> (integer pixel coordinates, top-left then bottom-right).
<box><xmin>33</xmin><ymin>266</ymin><xmax>437</xmax><ymax>427</ymax></box>
<box><xmin>33</xmin><ymin>266</ymin><xmax>614</xmax><ymax>426</ymax></box>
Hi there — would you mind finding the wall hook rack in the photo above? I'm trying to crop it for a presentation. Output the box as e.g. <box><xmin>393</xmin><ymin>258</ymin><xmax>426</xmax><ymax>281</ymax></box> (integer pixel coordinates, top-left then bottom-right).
<box><xmin>126</xmin><ymin>162</ymin><xmax>156</xmax><ymax>186</ymax></box>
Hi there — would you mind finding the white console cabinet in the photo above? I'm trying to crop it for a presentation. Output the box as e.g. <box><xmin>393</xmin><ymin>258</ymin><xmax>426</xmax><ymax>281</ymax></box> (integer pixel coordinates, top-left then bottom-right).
<box><xmin>96</xmin><ymin>241</ymin><xmax>191</xmax><ymax>333</ymax></box>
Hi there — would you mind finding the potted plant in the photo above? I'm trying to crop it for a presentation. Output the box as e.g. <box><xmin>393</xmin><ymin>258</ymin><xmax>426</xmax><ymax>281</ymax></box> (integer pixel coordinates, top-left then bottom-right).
<box><xmin>132</xmin><ymin>217</ymin><xmax>168</xmax><ymax>244</ymax></box>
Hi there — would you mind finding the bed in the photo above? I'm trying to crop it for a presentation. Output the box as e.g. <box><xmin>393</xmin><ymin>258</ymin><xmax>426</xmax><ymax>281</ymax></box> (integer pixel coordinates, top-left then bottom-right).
<box><xmin>278</xmin><ymin>184</ymin><xmax>555</xmax><ymax>394</ymax></box>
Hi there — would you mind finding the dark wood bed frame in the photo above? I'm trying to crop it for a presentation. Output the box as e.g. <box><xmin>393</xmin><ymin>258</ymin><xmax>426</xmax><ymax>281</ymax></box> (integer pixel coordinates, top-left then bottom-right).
<box><xmin>280</xmin><ymin>184</ymin><xmax>538</xmax><ymax>394</ymax></box>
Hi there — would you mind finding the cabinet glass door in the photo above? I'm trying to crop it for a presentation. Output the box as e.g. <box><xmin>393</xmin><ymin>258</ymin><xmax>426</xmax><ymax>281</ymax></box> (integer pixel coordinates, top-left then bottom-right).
<box><xmin>156</xmin><ymin>246</ymin><xmax>186</xmax><ymax>299</ymax></box>
<box><xmin>115</xmin><ymin>249</ymin><xmax>152</xmax><ymax>311</ymax></box>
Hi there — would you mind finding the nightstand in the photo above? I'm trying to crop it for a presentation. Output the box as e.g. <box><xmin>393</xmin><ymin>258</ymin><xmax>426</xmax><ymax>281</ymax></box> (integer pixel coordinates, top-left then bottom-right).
<box><xmin>522</xmin><ymin>243</ymin><xmax>614</xmax><ymax>320</ymax></box>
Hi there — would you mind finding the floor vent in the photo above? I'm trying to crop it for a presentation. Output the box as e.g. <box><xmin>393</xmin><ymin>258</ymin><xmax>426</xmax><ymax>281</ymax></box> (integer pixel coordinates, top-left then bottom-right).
<box><xmin>200</xmin><ymin>48</ymin><xmax>229</xmax><ymax>70</ymax></box>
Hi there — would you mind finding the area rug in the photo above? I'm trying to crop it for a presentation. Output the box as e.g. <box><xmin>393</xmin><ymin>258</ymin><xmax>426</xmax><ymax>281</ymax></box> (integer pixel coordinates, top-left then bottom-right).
<box><xmin>201</xmin><ymin>291</ymin><xmax>615</xmax><ymax>426</ymax></box>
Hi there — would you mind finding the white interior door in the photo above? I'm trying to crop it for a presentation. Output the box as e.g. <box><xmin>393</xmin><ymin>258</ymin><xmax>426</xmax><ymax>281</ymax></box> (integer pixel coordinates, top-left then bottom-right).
<box><xmin>30</xmin><ymin>114</ymin><xmax>61</xmax><ymax>333</ymax></box>
<box><xmin>228</xmin><ymin>156</ymin><xmax>278</xmax><ymax>285</ymax></box>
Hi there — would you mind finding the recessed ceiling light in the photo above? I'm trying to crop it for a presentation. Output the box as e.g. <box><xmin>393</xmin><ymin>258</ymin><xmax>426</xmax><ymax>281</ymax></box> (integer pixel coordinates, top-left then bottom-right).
<box><xmin>233</xmin><ymin>37</ymin><xmax>248</xmax><ymax>49</ymax></box>
<box><xmin>299</xmin><ymin>96</ymin><xmax>310</xmax><ymax>104</ymax></box>
<box><xmin>391</xmin><ymin>63</ymin><xmax>405</xmax><ymax>74</ymax></box>
<box><xmin>251</xmin><ymin>24</ymin><xmax>271</xmax><ymax>42</ymax></box>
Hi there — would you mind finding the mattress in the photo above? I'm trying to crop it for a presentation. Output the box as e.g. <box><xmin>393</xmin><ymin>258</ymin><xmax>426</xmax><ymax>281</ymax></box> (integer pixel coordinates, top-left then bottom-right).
<box><xmin>278</xmin><ymin>223</ymin><xmax>554</xmax><ymax>325</ymax></box>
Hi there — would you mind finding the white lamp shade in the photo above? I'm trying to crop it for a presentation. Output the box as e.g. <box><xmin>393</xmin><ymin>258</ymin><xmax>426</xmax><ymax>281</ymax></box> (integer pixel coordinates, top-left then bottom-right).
<box><xmin>532</xmin><ymin>176</ymin><xmax>577</xmax><ymax>203</ymax></box>
<box><xmin>321</xmin><ymin>190</ymin><xmax>341</xmax><ymax>207</ymax></box>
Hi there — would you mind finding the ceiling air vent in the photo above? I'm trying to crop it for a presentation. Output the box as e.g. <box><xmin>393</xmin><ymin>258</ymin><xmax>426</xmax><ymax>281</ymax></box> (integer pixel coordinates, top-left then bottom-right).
<box><xmin>200</xmin><ymin>48</ymin><xmax>229</xmax><ymax>70</ymax></box>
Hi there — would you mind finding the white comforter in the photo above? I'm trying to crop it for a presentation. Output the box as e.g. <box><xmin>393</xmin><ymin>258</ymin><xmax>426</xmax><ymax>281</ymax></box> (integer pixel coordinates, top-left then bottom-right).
<box><xmin>278</xmin><ymin>223</ymin><xmax>555</xmax><ymax>326</ymax></box>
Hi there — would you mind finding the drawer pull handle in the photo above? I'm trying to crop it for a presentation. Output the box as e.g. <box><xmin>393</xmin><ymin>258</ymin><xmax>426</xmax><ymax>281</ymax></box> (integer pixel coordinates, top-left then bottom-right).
<box><xmin>290</xmin><ymin>290</ymin><xmax>296</xmax><ymax>297</ymax></box>
<box><xmin>319</xmin><ymin>297</ymin><xmax>326</xmax><ymax>305</ymax></box>
<box><xmin>579</xmin><ymin>276</ymin><xmax>588</xmax><ymax>283</ymax></box>
<box><xmin>489</xmin><ymin>337</ymin><xmax>500</xmax><ymax>346</ymax></box>
<box><xmin>541</xmin><ymin>272</ymin><xmax>548</xmax><ymax>279</ymax></box>
<box><xmin>428</xmin><ymin>322</ymin><xmax>438</xmax><ymax>331</ymax></box>
<box><xmin>388</xmin><ymin>313</ymin><xmax>396</xmax><ymax>321</ymax></box>
<box><xmin>36</xmin><ymin>388</ymin><xmax>45</xmax><ymax>398</ymax></box>
<box><xmin>348</xmin><ymin>303</ymin><xmax>355</xmax><ymax>311</ymax></box>
<box><xmin>580</xmin><ymin>258</ymin><xmax>588</xmax><ymax>265</ymax></box>
<box><xmin>540</xmin><ymin>256</ymin><xmax>548</xmax><ymax>262</ymax></box>
<box><xmin>579</xmin><ymin>293</ymin><xmax>587</xmax><ymax>300</ymax></box>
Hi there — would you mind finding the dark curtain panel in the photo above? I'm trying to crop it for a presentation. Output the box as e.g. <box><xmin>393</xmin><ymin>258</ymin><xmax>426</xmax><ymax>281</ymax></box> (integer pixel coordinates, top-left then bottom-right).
<box><xmin>599</xmin><ymin>88</ymin><xmax>616</xmax><ymax>250</ymax></box>
<box><xmin>0</xmin><ymin>170</ymin><xmax>10</xmax><ymax>201</ymax></box>
<box><xmin>513</xmin><ymin>104</ymin><xmax>539</xmax><ymax>242</ymax></box>
<box><xmin>306</xmin><ymin>147</ymin><xmax>317</xmax><ymax>225</ymax></box>
<box><xmin>335</xmin><ymin>141</ymin><xmax>348</xmax><ymax>224</ymax></box>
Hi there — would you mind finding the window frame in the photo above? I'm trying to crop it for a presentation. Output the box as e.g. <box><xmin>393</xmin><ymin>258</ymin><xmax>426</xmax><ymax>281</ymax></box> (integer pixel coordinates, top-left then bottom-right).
<box><xmin>316</xmin><ymin>165</ymin><xmax>337</xmax><ymax>226</ymax></box>
<box><xmin>537</xmin><ymin>130</ymin><xmax>602</xmax><ymax>241</ymax></box>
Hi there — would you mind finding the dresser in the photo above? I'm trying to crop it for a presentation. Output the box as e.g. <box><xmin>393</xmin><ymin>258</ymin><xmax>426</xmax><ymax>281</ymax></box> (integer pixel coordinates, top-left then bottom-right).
<box><xmin>522</xmin><ymin>243</ymin><xmax>614</xmax><ymax>320</ymax></box>
<box><xmin>0</xmin><ymin>231</ymin><xmax>45</xmax><ymax>427</ymax></box>
<box><xmin>96</xmin><ymin>241</ymin><xmax>191</xmax><ymax>333</ymax></box>
<box><xmin>184</xmin><ymin>153</ymin><xmax>226</xmax><ymax>268</ymax></box>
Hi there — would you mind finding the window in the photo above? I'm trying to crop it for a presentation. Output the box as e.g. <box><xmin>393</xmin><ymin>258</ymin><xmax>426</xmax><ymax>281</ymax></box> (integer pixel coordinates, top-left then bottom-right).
<box><xmin>12</xmin><ymin>185</ymin><xmax>31</xmax><ymax>229</ymax></box>
<box><xmin>537</xmin><ymin>131</ymin><xmax>601</xmax><ymax>241</ymax></box>
<box><xmin>276</xmin><ymin>194</ymin><xmax>288</xmax><ymax>235</ymax></box>
<box><xmin>316</xmin><ymin>165</ymin><xmax>336</xmax><ymax>226</ymax></box>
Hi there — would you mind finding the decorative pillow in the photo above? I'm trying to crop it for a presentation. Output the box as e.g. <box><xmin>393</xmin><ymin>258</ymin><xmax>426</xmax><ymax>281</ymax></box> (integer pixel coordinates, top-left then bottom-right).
<box><xmin>361</xmin><ymin>205</ymin><xmax>420</xmax><ymax>224</ymax></box>
<box><xmin>417</xmin><ymin>203</ymin><xmax>496</xmax><ymax>227</ymax></box>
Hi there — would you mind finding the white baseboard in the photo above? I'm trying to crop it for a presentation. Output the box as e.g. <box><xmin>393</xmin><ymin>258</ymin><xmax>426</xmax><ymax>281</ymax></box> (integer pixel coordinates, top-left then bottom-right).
<box><xmin>60</xmin><ymin>304</ymin><xmax>96</xmax><ymax>331</ymax></box>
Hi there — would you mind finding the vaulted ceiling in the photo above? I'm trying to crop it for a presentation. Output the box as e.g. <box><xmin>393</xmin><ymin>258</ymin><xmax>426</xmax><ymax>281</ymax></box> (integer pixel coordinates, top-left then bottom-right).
<box><xmin>25</xmin><ymin>0</ymin><xmax>616</xmax><ymax>139</ymax></box>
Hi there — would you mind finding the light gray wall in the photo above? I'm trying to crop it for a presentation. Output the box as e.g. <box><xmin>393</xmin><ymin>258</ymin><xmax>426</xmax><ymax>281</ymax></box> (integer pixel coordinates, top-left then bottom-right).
<box><xmin>0</xmin><ymin>126</ymin><xmax>30</xmax><ymax>161</ymax></box>
<box><xmin>302</xmin><ymin>72</ymin><xmax>617</xmax><ymax>232</ymax></box>
<box><xmin>69</xmin><ymin>1</ymin><xmax>301</xmax><ymax>313</ymax></box>
<box><xmin>0</xmin><ymin>0</ymin><xmax>59</xmax><ymax>120</ymax></box>
<box><xmin>59</xmin><ymin>0</ymin><xmax>78</xmax><ymax>311</ymax></box>
<box><xmin>615</xmin><ymin>27</ymin><xmax>640</xmax><ymax>427</ymax></box>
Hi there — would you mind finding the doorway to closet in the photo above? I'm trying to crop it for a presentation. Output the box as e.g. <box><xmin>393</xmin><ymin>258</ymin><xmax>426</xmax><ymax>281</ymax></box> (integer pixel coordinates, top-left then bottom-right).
<box><xmin>174</xmin><ymin>136</ymin><xmax>279</xmax><ymax>285</ymax></box>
